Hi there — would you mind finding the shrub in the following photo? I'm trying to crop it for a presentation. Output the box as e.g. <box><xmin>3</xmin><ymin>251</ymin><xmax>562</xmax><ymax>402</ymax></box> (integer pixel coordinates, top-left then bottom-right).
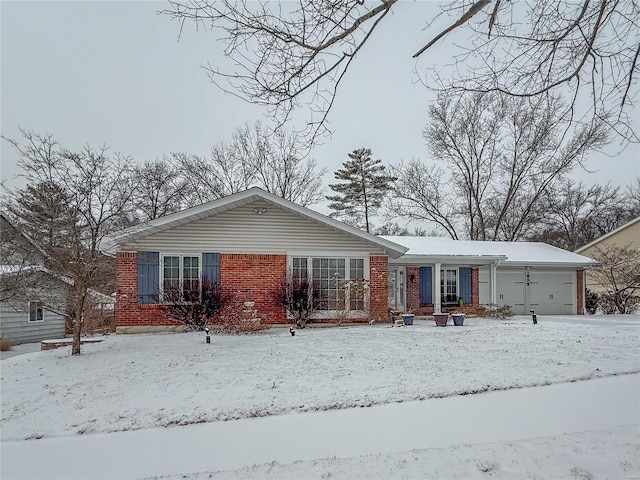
<box><xmin>274</xmin><ymin>276</ymin><xmax>321</xmax><ymax>328</ymax></box>
<box><xmin>163</xmin><ymin>279</ymin><xmax>229</xmax><ymax>331</ymax></box>
<box><xmin>598</xmin><ymin>292</ymin><xmax>639</xmax><ymax>315</ymax></box>
<box><xmin>585</xmin><ymin>288</ymin><xmax>599</xmax><ymax>315</ymax></box>
<box><xmin>211</xmin><ymin>299</ymin><xmax>268</xmax><ymax>334</ymax></box>
<box><xmin>0</xmin><ymin>337</ymin><xmax>12</xmax><ymax>351</ymax></box>
<box><xmin>477</xmin><ymin>304</ymin><xmax>513</xmax><ymax>320</ymax></box>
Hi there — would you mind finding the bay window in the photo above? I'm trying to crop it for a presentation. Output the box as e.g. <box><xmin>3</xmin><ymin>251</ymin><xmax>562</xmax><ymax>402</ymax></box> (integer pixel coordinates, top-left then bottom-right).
<box><xmin>290</xmin><ymin>255</ymin><xmax>368</xmax><ymax>314</ymax></box>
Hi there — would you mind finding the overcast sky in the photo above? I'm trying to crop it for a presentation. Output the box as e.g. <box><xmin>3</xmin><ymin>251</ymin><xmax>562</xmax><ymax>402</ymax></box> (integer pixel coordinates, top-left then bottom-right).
<box><xmin>2</xmin><ymin>1</ymin><xmax>638</xmax><ymax>212</ymax></box>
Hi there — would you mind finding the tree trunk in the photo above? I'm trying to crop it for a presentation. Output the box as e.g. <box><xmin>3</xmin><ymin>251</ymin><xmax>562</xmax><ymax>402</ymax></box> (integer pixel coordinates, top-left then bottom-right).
<box><xmin>72</xmin><ymin>288</ymin><xmax>86</xmax><ymax>355</ymax></box>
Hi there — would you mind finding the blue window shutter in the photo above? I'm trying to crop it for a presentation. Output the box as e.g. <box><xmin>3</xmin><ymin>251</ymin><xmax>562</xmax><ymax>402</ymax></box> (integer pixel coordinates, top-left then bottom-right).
<box><xmin>420</xmin><ymin>266</ymin><xmax>432</xmax><ymax>304</ymax></box>
<box><xmin>202</xmin><ymin>253</ymin><xmax>221</xmax><ymax>285</ymax></box>
<box><xmin>459</xmin><ymin>267</ymin><xmax>472</xmax><ymax>304</ymax></box>
<box><xmin>137</xmin><ymin>252</ymin><xmax>159</xmax><ymax>304</ymax></box>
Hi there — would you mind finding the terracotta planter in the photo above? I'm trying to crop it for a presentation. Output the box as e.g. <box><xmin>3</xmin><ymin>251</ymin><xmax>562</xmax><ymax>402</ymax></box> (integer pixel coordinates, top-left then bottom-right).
<box><xmin>433</xmin><ymin>313</ymin><xmax>449</xmax><ymax>327</ymax></box>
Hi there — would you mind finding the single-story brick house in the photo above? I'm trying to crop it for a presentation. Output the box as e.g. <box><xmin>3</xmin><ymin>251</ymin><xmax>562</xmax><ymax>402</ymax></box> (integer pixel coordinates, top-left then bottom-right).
<box><xmin>104</xmin><ymin>188</ymin><xmax>596</xmax><ymax>332</ymax></box>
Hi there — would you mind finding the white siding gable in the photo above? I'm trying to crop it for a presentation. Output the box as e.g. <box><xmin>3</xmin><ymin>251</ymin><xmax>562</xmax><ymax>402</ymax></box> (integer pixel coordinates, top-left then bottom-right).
<box><xmin>121</xmin><ymin>201</ymin><xmax>388</xmax><ymax>255</ymax></box>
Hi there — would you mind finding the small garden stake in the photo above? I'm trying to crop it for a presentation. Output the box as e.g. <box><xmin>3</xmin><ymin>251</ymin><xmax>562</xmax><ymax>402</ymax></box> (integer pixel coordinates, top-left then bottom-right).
<box><xmin>530</xmin><ymin>309</ymin><xmax>537</xmax><ymax>325</ymax></box>
<box><xmin>205</xmin><ymin>327</ymin><xmax>211</xmax><ymax>343</ymax></box>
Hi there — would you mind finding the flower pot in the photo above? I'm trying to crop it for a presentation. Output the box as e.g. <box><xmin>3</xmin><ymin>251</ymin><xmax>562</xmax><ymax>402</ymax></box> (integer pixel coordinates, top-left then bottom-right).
<box><xmin>401</xmin><ymin>314</ymin><xmax>415</xmax><ymax>325</ymax></box>
<box><xmin>433</xmin><ymin>313</ymin><xmax>449</xmax><ymax>327</ymax></box>
<box><xmin>452</xmin><ymin>314</ymin><xmax>464</xmax><ymax>326</ymax></box>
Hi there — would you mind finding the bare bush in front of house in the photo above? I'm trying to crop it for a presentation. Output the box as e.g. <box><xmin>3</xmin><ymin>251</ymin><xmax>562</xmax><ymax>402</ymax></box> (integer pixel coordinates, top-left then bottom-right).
<box><xmin>478</xmin><ymin>304</ymin><xmax>514</xmax><ymax>320</ymax></box>
<box><xmin>211</xmin><ymin>299</ymin><xmax>268</xmax><ymax>334</ymax></box>
<box><xmin>274</xmin><ymin>276</ymin><xmax>322</xmax><ymax>328</ymax></box>
<box><xmin>0</xmin><ymin>337</ymin><xmax>12</xmax><ymax>351</ymax></box>
<box><xmin>163</xmin><ymin>279</ymin><xmax>229</xmax><ymax>331</ymax></box>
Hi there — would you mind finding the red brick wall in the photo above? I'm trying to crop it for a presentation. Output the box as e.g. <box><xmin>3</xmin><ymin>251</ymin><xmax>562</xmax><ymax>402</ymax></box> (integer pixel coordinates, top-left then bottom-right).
<box><xmin>472</xmin><ymin>268</ymin><xmax>480</xmax><ymax>305</ymax></box>
<box><xmin>116</xmin><ymin>252</ymin><xmax>389</xmax><ymax>327</ymax></box>
<box><xmin>368</xmin><ymin>256</ymin><xmax>389</xmax><ymax>322</ymax></box>
<box><xmin>221</xmin><ymin>254</ymin><xmax>287</xmax><ymax>324</ymax></box>
<box><xmin>406</xmin><ymin>266</ymin><xmax>430</xmax><ymax>315</ymax></box>
<box><xmin>116</xmin><ymin>252</ymin><xmax>178</xmax><ymax>327</ymax></box>
<box><xmin>576</xmin><ymin>268</ymin><xmax>584</xmax><ymax>315</ymax></box>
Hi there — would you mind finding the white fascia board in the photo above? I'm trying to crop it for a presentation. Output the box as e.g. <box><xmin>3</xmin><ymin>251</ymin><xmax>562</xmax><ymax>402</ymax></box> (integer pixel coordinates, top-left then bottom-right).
<box><xmin>389</xmin><ymin>254</ymin><xmax>507</xmax><ymax>265</ymax></box>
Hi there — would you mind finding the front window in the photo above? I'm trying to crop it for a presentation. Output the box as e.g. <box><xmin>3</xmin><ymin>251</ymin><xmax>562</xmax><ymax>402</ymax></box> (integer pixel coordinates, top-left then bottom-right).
<box><xmin>441</xmin><ymin>268</ymin><xmax>458</xmax><ymax>304</ymax></box>
<box><xmin>292</xmin><ymin>255</ymin><xmax>368</xmax><ymax>313</ymax></box>
<box><xmin>162</xmin><ymin>255</ymin><xmax>200</xmax><ymax>302</ymax></box>
<box><xmin>28</xmin><ymin>301</ymin><xmax>44</xmax><ymax>322</ymax></box>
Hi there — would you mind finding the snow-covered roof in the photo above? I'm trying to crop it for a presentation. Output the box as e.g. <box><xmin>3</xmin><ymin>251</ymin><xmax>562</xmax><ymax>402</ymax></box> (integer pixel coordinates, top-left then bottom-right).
<box><xmin>381</xmin><ymin>236</ymin><xmax>597</xmax><ymax>267</ymax></box>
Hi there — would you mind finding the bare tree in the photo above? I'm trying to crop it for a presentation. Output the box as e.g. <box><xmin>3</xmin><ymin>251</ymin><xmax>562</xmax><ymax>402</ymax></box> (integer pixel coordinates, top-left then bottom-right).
<box><xmin>623</xmin><ymin>178</ymin><xmax>640</xmax><ymax>219</ymax></box>
<box><xmin>160</xmin><ymin>1</ymin><xmax>639</xmax><ymax>143</ymax></box>
<box><xmin>0</xmin><ymin>212</ymin><xmax>48</xmax><ymax>306</ymax></box>
<box><xmin>388</xmin><ymin>92</ymin><xmax>609</xmax><ymax>240</ymax></box>
<box><xmin>4</xmin><ymin>129</ymin><xmax>138</xmax><ymax>355</ymax></box>
<box><xmin>133</xmin><ymin>157</ymin><xmax>194</xmax><ymax>221</ymax></box>
<box><xmin>589</xmin><ymin>245</ymin><xmax>640</xmax><ymax>314</ymax></box>
<box><xmin>175</xmin><ymin>122</ymin><xmax>326</xmax><ymax>206</ymax></box>
<box><xmin>528</xmin><ymin>180</ymin><xmax>625</xmax><ymax>250</ymax></box>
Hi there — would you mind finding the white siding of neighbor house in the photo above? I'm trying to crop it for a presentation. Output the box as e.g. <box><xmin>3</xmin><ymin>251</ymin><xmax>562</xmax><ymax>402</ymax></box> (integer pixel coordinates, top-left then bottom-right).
<box><xmin>122</xmin><ymin>202</ymin><xmax>388</xmax><ymax>255</ymax></box>
<box><xmin>0</xmin><ymin>302</ymin><xmax>66</xmax><ymax>345</ymax></box>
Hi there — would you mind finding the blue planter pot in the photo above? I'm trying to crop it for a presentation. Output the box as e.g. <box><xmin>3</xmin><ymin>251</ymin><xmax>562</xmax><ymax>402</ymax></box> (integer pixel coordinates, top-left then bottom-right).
<box><xmin>452</xmin><ymin>314</ymin><xmax>464</xmax><ymax>326</ymax></box>
<box><xmin>402</xmin><ymin>314</ymin><xmax>415</xmax><ymax>325</ymax></box>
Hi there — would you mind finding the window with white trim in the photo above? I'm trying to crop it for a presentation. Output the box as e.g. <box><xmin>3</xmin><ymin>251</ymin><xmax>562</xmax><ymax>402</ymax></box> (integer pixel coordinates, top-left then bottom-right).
<box><xmin>291</xmin><ymin>255</ymin><xmax>368</xmax><ymax>313</ymax></box>
<box><xmin>28</xmin><ymin>301</ymin><xmax>44</xmax><ymax>322</ymax></box>
<box><xmin>162</xmin><ymin>255</ymin><xmax>200</xmax><ymax>302</ymax></box>
<box><xmin>440</xmin><ymin>268</ymin><xmax>458</xmax><ymax>304</ymax></box>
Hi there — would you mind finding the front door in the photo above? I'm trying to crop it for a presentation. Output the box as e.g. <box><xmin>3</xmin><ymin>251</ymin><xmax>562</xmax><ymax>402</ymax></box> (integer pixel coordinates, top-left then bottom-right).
<box><xmin>388</xmin><ymin>267</ymin><xmax>406</xmax><ymax>312</ymax></box>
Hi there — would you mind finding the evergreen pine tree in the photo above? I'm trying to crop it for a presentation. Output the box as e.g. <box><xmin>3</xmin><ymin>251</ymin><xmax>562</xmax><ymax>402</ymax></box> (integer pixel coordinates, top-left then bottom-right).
<box><xmin>326</xmin><ymin>148</ymin><xmax>396</xmax><ymax>233</ymax></box>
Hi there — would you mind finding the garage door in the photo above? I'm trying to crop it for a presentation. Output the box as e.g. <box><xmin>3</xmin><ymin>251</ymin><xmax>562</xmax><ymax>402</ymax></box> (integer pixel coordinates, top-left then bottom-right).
<box><xmin>495</xmin><ymin>270</ymin><xmax>576</xmax><ymax>315</ymax></box>
<box><xmin>496</xmin><ymin>270</ymin><xmax>526</xmax><ymax>314</ymax></box>
<box><xmin>529</xmin><ymin>271</ymin><xmax>575</xmax><ymax>315</ymax></box>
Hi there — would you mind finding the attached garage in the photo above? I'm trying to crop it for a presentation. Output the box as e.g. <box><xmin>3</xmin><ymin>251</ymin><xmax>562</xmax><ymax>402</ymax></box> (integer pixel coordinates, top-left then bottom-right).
<box><xmin>384</xmin><ymin>236</ymin><xmax>595</xmax><ymax>316</ymax></box>
<box><xmin>497</xmin><ymin>269</ymin><xmax>576</xmax><ymax>315</ymax></box>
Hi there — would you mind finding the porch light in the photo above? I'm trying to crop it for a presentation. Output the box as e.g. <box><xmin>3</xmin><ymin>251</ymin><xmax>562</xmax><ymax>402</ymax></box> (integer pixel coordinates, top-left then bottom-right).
<box><xmin>253</xmin><ymin>207</ymin><xmax>267</xmax><ymax>215</ymax></box>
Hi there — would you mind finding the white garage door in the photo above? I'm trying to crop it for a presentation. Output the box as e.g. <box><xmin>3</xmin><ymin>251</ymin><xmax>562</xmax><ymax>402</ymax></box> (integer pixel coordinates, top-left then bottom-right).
<box><xmin>496</xmin><ymin>269</ymin><xmax>576</xmax><ymax>315</ymax></box>
<box><xmin>496</xmin><ymin>270</ymin><xmax>526</xmax><ymax>314</ymax></box>
<box><xmin>529</xmin><ymin>271</ymin><xmax>575</xmax><ymax>315</ymax></box>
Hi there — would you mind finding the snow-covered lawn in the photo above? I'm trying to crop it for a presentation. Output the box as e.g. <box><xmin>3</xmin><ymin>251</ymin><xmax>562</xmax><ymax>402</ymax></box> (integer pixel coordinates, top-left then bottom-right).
<box><xmin>1</xmin><ymin>315</ymin><xmax>638</xmax><ymax>442</ymax></box>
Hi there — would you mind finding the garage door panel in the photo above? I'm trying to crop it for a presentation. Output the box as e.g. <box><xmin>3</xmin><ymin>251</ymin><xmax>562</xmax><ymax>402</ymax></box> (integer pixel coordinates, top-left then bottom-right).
<box><xmin>496</xmin><ymin>271</ymin><xmax>526</xmax><ymax>315</ymax></box>
<box><xmin>495</xmin><ymin>270</ymin><xmax>577</xmax><ymax>315</ymax></box>
<box><xmin>529</xmin><ymin>272</ymin><xmax>575</xmax><ymax>315</ymax></box>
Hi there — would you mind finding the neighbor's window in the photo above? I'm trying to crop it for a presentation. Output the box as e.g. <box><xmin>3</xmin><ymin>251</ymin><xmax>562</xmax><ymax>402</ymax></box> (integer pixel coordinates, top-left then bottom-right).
<box><xmin>291</xmin><ymin>256</ymin><xmax>367</xmax><ymax>312</ymax></box>
<box><xmin>162</xmin><ymin>255</ymin><xmax>200</xmax><ymax>302</ymax></box>
<box><xmin>28</xmin><ymin>301</ymin><xmax>44</xmax><ymax>322</ymax></box>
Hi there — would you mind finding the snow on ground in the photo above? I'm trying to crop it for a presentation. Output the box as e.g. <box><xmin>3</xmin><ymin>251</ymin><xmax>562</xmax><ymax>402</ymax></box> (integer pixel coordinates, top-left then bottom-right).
<box><xmin>3</xmin><ymin>373</ymin><xmax>639</xmax><ymax>479</ymax></box>
<box><xmin>152</xmin><ymin>426</ymin><xmax>639</xmax><ymax>480</ymax></box>
<box><xmin>1</xmin><ymin>315</ymin><xmax>638</xmax><ymax>441</ymax></box>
